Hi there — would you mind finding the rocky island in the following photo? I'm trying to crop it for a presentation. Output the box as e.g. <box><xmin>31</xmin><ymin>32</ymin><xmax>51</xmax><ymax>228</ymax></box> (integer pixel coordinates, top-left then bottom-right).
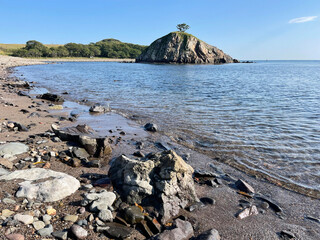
<box><xmin>136</xmin><ymin>32</ymin><xmax>238</xmax><ymax>64</ymax></box>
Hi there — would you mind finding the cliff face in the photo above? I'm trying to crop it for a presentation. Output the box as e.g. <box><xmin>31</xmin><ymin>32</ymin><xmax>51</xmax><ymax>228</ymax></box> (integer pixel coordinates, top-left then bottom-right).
<box><xmin>136</xmin><ymin>32</ymin><xmax>238</xmax><ymax>64</ymax></box>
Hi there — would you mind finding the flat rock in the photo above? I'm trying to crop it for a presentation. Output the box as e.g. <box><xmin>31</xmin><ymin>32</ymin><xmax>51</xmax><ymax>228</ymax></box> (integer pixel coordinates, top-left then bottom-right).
<box><xmin>89</xmin><ymin>104</ymin><xmax>109</xmax><ymax>113</ymax></box>
<box><xmin>70</xmin><ymin>224</ymin><xmax>88</xmax><ymax>239</ymax></box>
<box><xmin>5</xmin><ymin>234</ymin><xmax>25</xmax><ymax>240</ymax></box>
<box><xmin>235</xmin><ymin>179</ymin><xmax>255</xmax><ymax>194</ymax></box>
<box><xmin>0</xmin><ymin>143</ymin><xmax>29</xmax><ymax>158</ymax></box>
<box><xmin>98</xmin><ymin>209</ymin><xmax>113</xmax><ymax>222</ymax></box>
<box><xmin>0</xmin><ymin>167</ymin><xmax>9</xmax><ymax>176</ymax></box>
<box><xmin>103</xmin><ymin>222</ymin><xmax>135</xmax><ymax>239</ymax></box>
<box><xmin>2</xmin><ymin>209</ymin><xmax>15</xmax><ymax>218</ymax></box>
<box><xmin>63</xmin><ymin>215</ymin><xmax>78</xmax><ymax>223</ymax></box>
<box><xmin>0</xmin><ymin>158</ymin><xmax>13</xmax><ymax>169</ymax></box>
<box><xmin>14</xmin><ymin>214</ymin><xmax>34</xmax><ymax>225</ymax></box>
<box><xmin>0</xmin><ymin>168</ymin><xmax>80</xmax><ymax>202</ymax></box>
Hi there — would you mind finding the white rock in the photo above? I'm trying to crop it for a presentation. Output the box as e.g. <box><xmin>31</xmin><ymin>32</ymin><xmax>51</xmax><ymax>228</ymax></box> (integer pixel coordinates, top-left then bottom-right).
<box><xmin>14</xmin><ymin>214</ymin><xmax>34</xmax><ymax>225</ymax></box>
<box><xmin>0</xmin><ymin>143</ymin><xmax>29</xmax><ymax>158</ymax></box>
<box><xmin>0</xmin><ymin>168</ymin><xmax>80</xmax><ymax>202</ymax></box>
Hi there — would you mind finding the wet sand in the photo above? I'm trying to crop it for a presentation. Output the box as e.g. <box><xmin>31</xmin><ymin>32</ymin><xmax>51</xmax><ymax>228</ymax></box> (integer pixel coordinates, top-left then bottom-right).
<box><xmin>0</xmin><ymin>55</ymin><xmax>319</xmax><ymax>240</ymax></box>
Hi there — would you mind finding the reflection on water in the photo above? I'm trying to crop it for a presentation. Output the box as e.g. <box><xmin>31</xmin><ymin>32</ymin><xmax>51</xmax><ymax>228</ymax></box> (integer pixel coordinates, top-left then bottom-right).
<box><xmin>15</xmin><ymin>60</ymin><xmax>320</xmax><ymax>191</ymax></box>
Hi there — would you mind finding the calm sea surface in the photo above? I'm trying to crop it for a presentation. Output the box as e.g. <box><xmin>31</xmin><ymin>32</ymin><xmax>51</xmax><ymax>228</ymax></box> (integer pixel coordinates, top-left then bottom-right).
<box><xmin>15</xmin><ymin>61</ymin><xmax>320</xmax><ymax>192</ymax></box>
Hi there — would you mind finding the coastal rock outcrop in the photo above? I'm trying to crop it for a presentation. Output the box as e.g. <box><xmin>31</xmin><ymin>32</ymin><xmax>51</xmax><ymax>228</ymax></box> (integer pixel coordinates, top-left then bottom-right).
<box><xmin>136</xmin><ymin>32</ymin><xmax>238</xmax><ymax>64</ymax></box>
<box><xmin>109</xmin><ymin>150</ymin><xmax>198</xmax><ymax>223</ymax></box>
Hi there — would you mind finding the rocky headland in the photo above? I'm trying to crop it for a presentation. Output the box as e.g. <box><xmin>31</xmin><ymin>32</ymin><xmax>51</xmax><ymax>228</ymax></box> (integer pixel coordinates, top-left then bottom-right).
<box><xmin>0</xmin><ymin>56</ymin><xmax>319</xmax><ymax>240</ymax></box>
<box><xmin>136</xmin><ymin>32</ymin><xmax>238</xmax><ymax>64</ymax></box>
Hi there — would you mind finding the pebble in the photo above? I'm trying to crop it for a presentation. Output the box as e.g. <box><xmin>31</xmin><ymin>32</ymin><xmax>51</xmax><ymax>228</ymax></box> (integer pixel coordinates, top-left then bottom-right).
<box><xmin>98</xmin><ymin>209</ymin><xmax>113</xmax><ymax>222</ymax></box>
<box><xmin>13</xmin><ymin>214</ymin><xmax>34</xmax><ymax>225</ymax></box>
<box><xmin>2</xmin><ymin>209</ymin><xmax>15</xmax><ymax>218</ymax></box>
<box><xmin>33</xmin><ymin>220</ymin><xmax>45</xmax><ymax>230</ymax></box>
<box><xmin>52</xmin><ymin>230</ymin><xmax>68</xmax><ymax>240</ymax></box>
<box><xmin>237</xmin><ymin>205</ymin><xmax>259</xmax><ymax>219</ymax></box>
<box><xmin>71</xmin><ymin>224</ymin><xmax>88</xmax><ymax>239</ymax></box>
<box><xmin>5</xmin><ymin>234</ymin><xmax>25</xmax><ymax>240</ymax></box>
<box><xmin>37</xmin><ymin>224</ymin><xmax>53</xmax><ymax>237</ymax></box>
<box><xmin>2</xmin><ymin>198</ymin><xmax>16</xmax><ymax>204</ymax></box>
<box><xmin>64</xmin><ymin>215</ymin><xmax>78</xmax><ymax>222</ymax></box>
<box><xmin>42</xmin><ymin>214</ymin><xmax>51</xmax><ymax>225</ymax></box>
<box><xmin>78</xmin><ymin>207</ymin><xmax>86</xmax><ymax>215</ymax></box>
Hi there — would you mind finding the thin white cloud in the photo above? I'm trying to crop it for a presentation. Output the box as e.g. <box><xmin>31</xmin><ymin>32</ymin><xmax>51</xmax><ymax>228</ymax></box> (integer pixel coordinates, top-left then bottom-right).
<box><xmin>289</xmin><ymin>16</ymin><xmax>318</xmax><ymax>24</ymax></box>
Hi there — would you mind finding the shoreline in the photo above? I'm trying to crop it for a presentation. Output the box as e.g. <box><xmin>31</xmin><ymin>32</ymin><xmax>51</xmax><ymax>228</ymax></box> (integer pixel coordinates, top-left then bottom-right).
<box><xmin>0</xmin><ymin>55</ymin><xmax>319</xmax><ymax>239</ymax></box>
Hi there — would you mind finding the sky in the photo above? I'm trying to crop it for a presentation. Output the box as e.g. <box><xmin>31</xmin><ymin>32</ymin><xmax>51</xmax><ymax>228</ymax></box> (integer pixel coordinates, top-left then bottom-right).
<box><xmin>0</xmin><ymin>0</ymin><xmax>319</xmax><ymax>60</ymax></box>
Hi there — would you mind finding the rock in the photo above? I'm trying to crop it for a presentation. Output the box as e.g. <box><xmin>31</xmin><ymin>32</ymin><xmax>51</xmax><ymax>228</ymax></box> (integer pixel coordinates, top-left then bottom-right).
<box><xmin>33</xmin><ymin>220</ymin><xmax>45</xmax><ymax>230</ymax></box>
<box><xmin>145</xmin><ymin>216</ymin><xmax>162</xmax><ymax>234</ymax></box>
<box><xmin>109</xmin><ymin>150</ymin><xmax>198</xmax><ymax>224</ymax></box>
<box><xmin>153</xmin><ymin>219</ymin><xmax>194</xmax><ymax>240</ymax></box>
<box><xmin>52</xmin><ymin>125</ymin><xmax>112</xmax><ymax>158</ymax></box>
<box><xmin>72</xmin><ymin>147</ymin><xmax>90</xmax><ymax>159</ymax></box>
<box><xmin>51</xmin><ymin>230</ymin><xmax>68</xmax><ymax>240</ymax></box>
<box><xmin>186</xmin><ymin>201</ymin><xmax>205</xmax><ymax>212</ymax></box>
<box><xmin>133</xmin><ymin>151</ymin><xmax>145</xmax><ymax>158</ymax></box>
<box><xmin>42</xmin><ymin>214</ymin><xmax>51</xmax><ymax>225</ymax></box>
<box><xmin>0</xmin><ymin>168</ymin><xmax>80</xmax><ymax>202</ymax></box>
<box><xmin>194</xmin><ymin>228</ymin><xmax>221</xmax><ymax>240</ymax></box>
<box><xmin>89</xmin><ymin>104</ymin><xmax>110</xmax><ymax>113</ymax></box>
<box><xmin>5</xmin><ymin>234</ymin><xmax>25</xmax><ymax>240</ymax></box>
<box><xmin>306</xmin><ymin>215</ymin><xmax>320</xmax><ymax>223</ymax></box>
<box><xmin>7</xmin><ymin>122</ymin><xmax>28</xmax><ymax>132</ymax></box>
<box><xmin>144</xmin><ymin>123</ymin><xmax>158</xmax><ymax>132</ymax></box>
<box><xmin>102</xmin><ymin>222</ymin><xmax>135</xmax><ymax>239</ymax></box>
<box><xmin>39</xmin><ymin>93</ymin><xmax>64</xmax><ymax>102</ymax></box>
<box><xmin>237</xmin><ymin>205</ymin><xmax>259</xmax><ymax>219</ymax></box>
<box><xmin>2</xmin><ymin>198</ymin><xmax>16</xmax><ymax>204</ymax></box>
<box><xmin>63</xmin><ymin>215</ymin><xmax>78</xmax><ymax>223</ymax></box>
<box><xmin>200</xmin><ymin>197</ymin><xmax>215</xmax><ymax>205</ymax></box>
<box><xmin>98</xmin><ymin>209</ymin><xmax>113</xmax><ymax>222</ymax></box>
<box><xmin>255</xmin><ymin>195</ymin><xmax>282</xmax><ymax>213</ymax></box>
<box><xmin>0</xmin><ymin>143</ymin><xmax>29</xmax><ymax>158</ymax></box>
<box><xmin>0</xmin><ymin>167</ymin><xmax>9</xmax><ymax>176</ymax></box>
<box><xmin>280</xmin><ymin>230</ymin><xmax>295</xmax><ymax>239</ymax></box>
<box><xmin>124</xmin><ymin>206</ymin><xmax>144</xmax><ymax>224</ymax></box>
<box><xmin>70</xmin><ymin>224</ymin><xmax>88</xmax><ymax>239</ymax></box>
<box><xmin>13</xmin><ymin>214</ymin><xmax>34</xmax><ymax>225</ymax></box>
<box><xmin>136</xmin><ymin>32</ymin><xmax>237</xmax><ymax>64</ymax></box>
<box><xmin>37</xmin><ymin>224</ymin><xmax>53</xmax><ymax>237</ymax></box>
<box><xmin>235</xmin><ymin>179</ymin><xmax>255</xmax><ymax>194</ymax></box>
<box><xmin>82</xmin><ymin>191</ymin><xmax>116</xmax><ymax>212</ymax></box>
<box><xmin>2</xmin><ymin>209</ymin><xmax>15</xmax><ymax>218</ymax></box>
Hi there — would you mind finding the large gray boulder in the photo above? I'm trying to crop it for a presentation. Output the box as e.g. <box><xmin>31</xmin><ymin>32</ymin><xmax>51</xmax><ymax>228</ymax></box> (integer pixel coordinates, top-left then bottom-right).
<box><xmin>0</xmin><ymin>168</ymin><xmax>80</xmax><ymax>202</ymax></box>
<box><xmin>109</xmin><ymin>150</ymin><xmax>198</xmax><ymax>223</ymax></box>
<box><xmin>136</xmin><ymin>32</ymin><xmax>238</xmax><ymax>64</ymax></box>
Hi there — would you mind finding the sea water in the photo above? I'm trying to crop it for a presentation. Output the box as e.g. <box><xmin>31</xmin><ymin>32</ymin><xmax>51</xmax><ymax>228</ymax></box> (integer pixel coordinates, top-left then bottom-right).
<box><xmin>14</xmin><ymin>60</ymin><xmax>320</xmax><ymax>192</ymax></box>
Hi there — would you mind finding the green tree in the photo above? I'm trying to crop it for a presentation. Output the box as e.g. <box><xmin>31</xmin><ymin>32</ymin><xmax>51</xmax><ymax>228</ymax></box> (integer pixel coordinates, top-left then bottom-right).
<box><xmin>176</xmin><ymin>23</ymin><xmax>190</xmax><ymax>32</ymax></box>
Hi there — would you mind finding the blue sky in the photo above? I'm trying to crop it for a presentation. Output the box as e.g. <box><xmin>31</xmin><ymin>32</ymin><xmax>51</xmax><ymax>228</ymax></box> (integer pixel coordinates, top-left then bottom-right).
<box><xmin>0</xmin><ymin>0</ymin><xmax>319</xmax><ymax>60</ymax></box>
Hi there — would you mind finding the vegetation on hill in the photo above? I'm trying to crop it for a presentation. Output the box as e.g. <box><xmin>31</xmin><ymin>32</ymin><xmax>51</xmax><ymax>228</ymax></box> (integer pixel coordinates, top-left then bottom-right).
<box><xmin>7</xmin><ymin>39</ymin><xmax>146</xmax><ymax>58</ymax></box>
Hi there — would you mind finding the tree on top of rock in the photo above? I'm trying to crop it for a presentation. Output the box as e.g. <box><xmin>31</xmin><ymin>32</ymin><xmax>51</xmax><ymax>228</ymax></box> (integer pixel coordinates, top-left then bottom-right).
<box><xmin>176</xmin><ymin>23</ymin><xmax>190</xmax><ymax>32</ymax></box>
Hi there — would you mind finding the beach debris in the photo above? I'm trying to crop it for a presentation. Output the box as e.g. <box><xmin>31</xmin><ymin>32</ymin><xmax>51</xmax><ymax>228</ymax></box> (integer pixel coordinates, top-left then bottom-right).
<box><xmin>109</xmin><ymin>150</ymin><xmax>198</xmax><ymax>224</ymax></box>
<box><xmin>237</xmin><ymin>205</ymin><xmax>259</xmax><ymax>219</ymax></box>
<box><xmin>235</xmin><ymin>179</ymin><xmax>255</xmax><ymax>194</ymax></box>
<box><xmin>194</xmin><ymin>228</ymin><xmax>221</xmax><ymax>240</ymax></box>
<box><xmin>153</xmin><ymin>219</ymin><xmax>194</xmax><ymax>240</ymax></box>
<box><xmin>144</xmin><ymin>123</ymin><xmax>158</xmax><ymax>132</ymax></box>
<box><xmin>39</xmin><ymin>92</ymin><xmax>64</xmax><ymax>102</ymax></box>
<box><xmin>0</xmin><ymin>168</ymin><xmax>80</xmax><ymax>202</ymax></box>
<box><xmin>89</xmin><ymin>103</ymin><xmax>110</xmax><ymax>113</ymax></box>
<box><xmin>0</xmin><ymin>142</ymin><xmax>29</xmax><ymax>158</ymax></box>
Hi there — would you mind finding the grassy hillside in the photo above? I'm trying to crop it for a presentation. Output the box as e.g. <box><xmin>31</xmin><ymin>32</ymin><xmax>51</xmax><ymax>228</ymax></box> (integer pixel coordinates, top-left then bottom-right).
<box><xmin>0</xmin><ymin>43</ymin><xmax>61</xmax><ymax>55</ymax></box>
<box><xmin>0</xmin><ymin>39</ymin><xmax>147</xmax><ymax>59</ymax></box>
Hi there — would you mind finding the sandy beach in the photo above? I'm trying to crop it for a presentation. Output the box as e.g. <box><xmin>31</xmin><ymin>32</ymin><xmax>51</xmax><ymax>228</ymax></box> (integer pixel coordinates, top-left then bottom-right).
<box><xmin>0</xmin><ymin>55</ymin><xmax>319</xmax><ymax>240</ymax></box>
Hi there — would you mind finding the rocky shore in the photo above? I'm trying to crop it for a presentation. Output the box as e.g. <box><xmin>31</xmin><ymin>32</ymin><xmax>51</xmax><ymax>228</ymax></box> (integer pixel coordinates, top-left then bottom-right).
<box><xmin>0</xmin><ymin>56</ymin><xmax>319</xmax><ymax>240</ymax></box>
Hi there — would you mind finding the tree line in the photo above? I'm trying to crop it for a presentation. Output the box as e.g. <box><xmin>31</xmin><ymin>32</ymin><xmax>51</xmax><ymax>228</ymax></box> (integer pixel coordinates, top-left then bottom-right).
<box><xmin>12</xmin><ymin>39</ymin><xmax>147</xmax><ymax>58</ymax></box>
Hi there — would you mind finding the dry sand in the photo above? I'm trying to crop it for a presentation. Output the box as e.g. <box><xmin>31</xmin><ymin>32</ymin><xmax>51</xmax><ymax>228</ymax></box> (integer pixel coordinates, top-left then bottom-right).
<box><xmin>0</xmin><ymin>55</ymin><xmax>319</xmax><ymax>240</ymax></box>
